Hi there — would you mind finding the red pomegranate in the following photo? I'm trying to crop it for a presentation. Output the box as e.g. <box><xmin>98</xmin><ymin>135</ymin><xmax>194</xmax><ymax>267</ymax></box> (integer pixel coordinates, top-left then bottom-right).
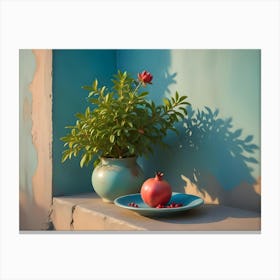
<box><xmin>140</xmin><ymin>172</ymin><xmax>172</xmax><ymax>207</ymax></box>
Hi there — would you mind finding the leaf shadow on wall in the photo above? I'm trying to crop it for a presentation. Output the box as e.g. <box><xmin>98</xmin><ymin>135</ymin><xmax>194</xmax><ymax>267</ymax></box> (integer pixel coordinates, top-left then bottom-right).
<box><xmin>143</xmin><ymin>106</ymin><xmax>261</xmax><ymax>213</ymax></box>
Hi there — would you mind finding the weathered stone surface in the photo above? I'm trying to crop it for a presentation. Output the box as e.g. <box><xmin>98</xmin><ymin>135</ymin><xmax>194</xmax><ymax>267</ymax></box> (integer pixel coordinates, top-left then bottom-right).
<box><xmin>51</xmin><ymin>198</ymin><xmax>73</xmax><ymax>231</ymax></box>
<box><xmin>51</xmin><ymin>193</ymin><xmax>261</xmax><ymax>232</ymax></box>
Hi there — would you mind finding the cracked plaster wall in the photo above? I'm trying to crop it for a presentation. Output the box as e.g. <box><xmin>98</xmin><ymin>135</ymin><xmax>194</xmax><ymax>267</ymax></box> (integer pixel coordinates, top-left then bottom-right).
<box><xmin>19</xmin><ymin>50</ymin><xmax>53</xmax><ymax>230</ymax></box>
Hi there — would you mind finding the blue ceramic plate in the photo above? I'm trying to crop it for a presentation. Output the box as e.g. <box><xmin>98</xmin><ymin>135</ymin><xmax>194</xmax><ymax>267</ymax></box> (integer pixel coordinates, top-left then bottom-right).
<box><xmin>114</xmin><ymin>192</ymin><xmax>204</xmax><ymax>217</ymax></box>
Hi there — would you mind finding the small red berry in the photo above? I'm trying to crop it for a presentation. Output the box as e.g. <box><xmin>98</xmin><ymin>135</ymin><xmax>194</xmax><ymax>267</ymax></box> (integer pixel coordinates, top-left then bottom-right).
<box><xmin>129</xmin><ymin>202</ymin><xmax>138</xmax><ymax>207</ymax></box>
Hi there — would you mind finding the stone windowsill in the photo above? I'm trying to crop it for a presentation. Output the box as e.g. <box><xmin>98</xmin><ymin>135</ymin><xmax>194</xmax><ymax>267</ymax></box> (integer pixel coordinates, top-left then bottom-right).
<box><xmin>50</xmin><ymin>192</ymin><xmax>261</xmax><ymax>231</ymax></box>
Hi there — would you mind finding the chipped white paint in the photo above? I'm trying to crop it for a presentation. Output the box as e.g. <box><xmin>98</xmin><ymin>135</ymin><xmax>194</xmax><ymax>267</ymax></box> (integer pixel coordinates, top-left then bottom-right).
<box><xmin>19</xmin><ymin>50</ymin><xmax>53</xmax><ymax>230</ymax></box>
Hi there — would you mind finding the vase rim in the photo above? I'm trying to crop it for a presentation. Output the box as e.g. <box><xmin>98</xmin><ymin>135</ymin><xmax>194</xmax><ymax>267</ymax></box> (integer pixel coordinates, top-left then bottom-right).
<box><xmin>100</xmin><ymin>156</ymin><xmax>138</xmax><ymax>166</ymax></box>
<box><xmin>100</xmin><ymin>156</ymin><xmax>137</xmax><ymax>161</ymax></box>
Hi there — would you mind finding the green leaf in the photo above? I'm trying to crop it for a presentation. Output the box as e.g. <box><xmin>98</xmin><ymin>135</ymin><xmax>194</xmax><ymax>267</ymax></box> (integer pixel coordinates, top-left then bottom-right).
<box><xmin>94</xmin><ymin>158</ymin><xmax>101</xmax><ymax>167</ymax></box>
<box><xmin>85</xmin><ymin>107</ymin><xmax>90</xmax><ymax>118</ymax></box>
<box><xmin>127</xmin><ymin>144</ymin><xmax>135</xmax><ymax>155</ymax></box>
<box><xmin>93</xmin><ymin>79</ymin><xmax>98</xmax><ymax>91</ymax></box>
<box><xmin>110</xmin><ymin>135</ymin><xmax>115</xmax><ymax>143</ymax></box>
<box><xmin>75</xmin><ymin>113</ymin><xmax>85</xmax><ymax>120</ymax></box>
<box><xmin>180</xmin><ymin>101</ymin><xmax>191</xmax><ymax>106</ymax></box>
<box><xmin>105</xmin><ymin>94</ymin><xmax>109</xmax><ymax>102</ymax></box>
<box><xmin>163</xmin><ymin>98</ymin><xmax>170</xmax><ymax>108</ymax></box>
<box><xmin>88</xmin><ymin>98</ymin><xmax>99</xmax><ymax>104</ymax></box>
<box><xmin>176</xmin><ymin>112</ymin><xmax>185</xmax><ymax>119</ymax></box>
<box><xmin>61</xmin><ymin>151</ymin><xmax>70</xmax><ymax>163</ymax></box>
<box><xmin>138</xmin><ymin>91</ymin><xmax>149</xmax><ymax>98</ymax></box>
<box><xmin>179</xmin><ymin>96</ymin><xmax>188</xmax><ymax>102</ymax></box>
<box><xmin>100</xmin><ymin>86</ymin><xmax>106</xmax><ymax>95</ymax></box>
<box><xmin>80</xmin><ymin>153</ymin><xmax>87</xmax><ymax>168</ymax></box>
<box><xmin>88</xmin><ymin>91</ymin><xmax>95</xmax><ymax>97</ymax></box>
<box><xmin>82</xmin><ymin>85</ymin><xmax>93</xmax><ymax>91</ymax></box>
<box><xmin>175</xmin><ymin>91</ymin><xmax>179</xmax><ymax>101</ymax></box>
<box><xmin>60</xmin><ymin>136</ymin><xmax>69</xmax><ymax>142</ymax></box>
<box><xmin>179</xmin><ymin>107</ymin><xmax>188</xmax><ymax>115</ymax></box>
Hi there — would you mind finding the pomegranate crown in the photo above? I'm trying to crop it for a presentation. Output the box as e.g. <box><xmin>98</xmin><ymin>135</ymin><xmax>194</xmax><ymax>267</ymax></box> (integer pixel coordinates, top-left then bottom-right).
<box><xmin>155</xmin><ymin>172</ymin><xmax>164</xmax><ymax>180</ymax></box>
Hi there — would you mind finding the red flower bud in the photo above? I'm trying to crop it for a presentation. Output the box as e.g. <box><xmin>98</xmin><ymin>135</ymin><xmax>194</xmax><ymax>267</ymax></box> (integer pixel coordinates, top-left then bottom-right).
<box><xmin>138</xmin><ymin>71</ymin><xmax>153</xmax><ymax>85</ymax></box>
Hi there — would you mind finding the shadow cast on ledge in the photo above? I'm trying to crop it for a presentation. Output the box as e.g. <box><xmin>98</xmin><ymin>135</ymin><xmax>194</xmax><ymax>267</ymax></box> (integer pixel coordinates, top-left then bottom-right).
<box><xmin>143</xmin><ymin>204</ymin><xmax>260</xmax><ymax>226</ymax></box>
<box><xmin>143</xmin><ymin>106</ymin><xmax>261</xmax><ymax>213</ymax></box>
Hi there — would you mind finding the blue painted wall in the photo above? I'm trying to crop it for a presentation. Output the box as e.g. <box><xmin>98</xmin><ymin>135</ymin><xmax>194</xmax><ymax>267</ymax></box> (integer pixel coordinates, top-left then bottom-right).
<box><xmin>53</xmin><ymin>49</ymin><xmax>260</xmax><ymax>206</ymax></box>
<box><xmin>52</xmin><ymin>50</ymin><xmax>117</xmax><ymax>195</ymax></box>
<box><xmin>117</xmin><ymin>49</ymin><xmax>260</xmax><ymax>190</ymax></box>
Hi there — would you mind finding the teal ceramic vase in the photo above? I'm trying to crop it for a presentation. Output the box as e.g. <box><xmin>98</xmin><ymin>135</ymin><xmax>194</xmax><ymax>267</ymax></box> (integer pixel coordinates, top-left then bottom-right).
<box><xmin>91</xmin><ymin>157</ymin><xmax>145</xmax><ymax>203</ymax></box>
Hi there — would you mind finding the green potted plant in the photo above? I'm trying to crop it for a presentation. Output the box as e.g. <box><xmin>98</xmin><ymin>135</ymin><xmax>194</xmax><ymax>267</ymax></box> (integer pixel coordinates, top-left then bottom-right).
<box><xmin>61</xmin><ymin>70</ymin><xmax>190</xmax><ymax>202</ymax></box>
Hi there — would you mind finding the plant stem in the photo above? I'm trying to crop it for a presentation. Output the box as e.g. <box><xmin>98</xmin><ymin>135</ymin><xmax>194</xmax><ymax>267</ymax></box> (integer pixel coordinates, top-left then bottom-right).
<box><xmin>114</xmin><ymin>144</ymin><xmax>122</xmax><ymax>158</ymax></box>
<box><xmin>132</xmin><ymin>81</ymin><xmax>142</xmax><ymax>95</ymax></box>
